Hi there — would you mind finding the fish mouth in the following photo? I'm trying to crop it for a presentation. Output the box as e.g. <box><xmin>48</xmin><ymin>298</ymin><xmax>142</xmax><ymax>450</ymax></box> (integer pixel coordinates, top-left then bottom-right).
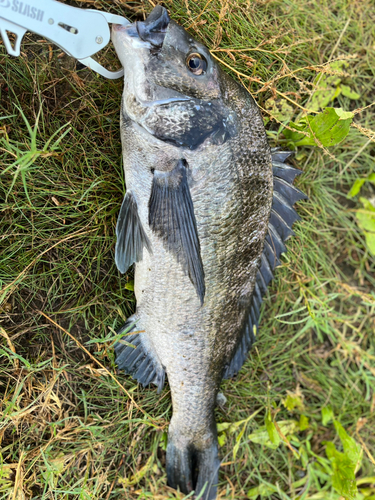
<box><xmin>113</xmin><ymin>6</ymin><xmax>170</xmax><ymax>49</ymax></box>
<box><xmin>136</xmin><ymin>6</ymin><xmax>171</xmax><ymax>48</ymax></box>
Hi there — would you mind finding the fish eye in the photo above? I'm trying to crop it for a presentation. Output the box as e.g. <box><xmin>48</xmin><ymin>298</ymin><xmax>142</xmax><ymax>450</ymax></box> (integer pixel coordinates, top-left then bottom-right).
<box><xmin>186</xmin><ymin>53</ymin><xmax>207</xmax><ymax>75</ymax></box>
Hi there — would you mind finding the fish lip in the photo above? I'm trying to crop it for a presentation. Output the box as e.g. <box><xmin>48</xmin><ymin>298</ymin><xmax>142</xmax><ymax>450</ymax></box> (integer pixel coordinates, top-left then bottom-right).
<box><xmin>113</xmin><ymin>7</ymin><xmax>170</xmax><ymax>51</ymax></box>
<box><xmin>112</xmin><ymin>23</ymin><xmax>153</xmax><ymax>49</ymax></box>
<box><xmin>136</xmin><ymin>5</ymin><xmax>170</xmax><ymax>48</ymax></box>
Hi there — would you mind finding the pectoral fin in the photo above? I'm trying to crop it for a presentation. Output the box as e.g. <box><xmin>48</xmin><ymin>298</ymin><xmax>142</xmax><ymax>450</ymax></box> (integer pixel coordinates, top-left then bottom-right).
<box><xmin>148</xmin><ymin>160</ymin><xmax>205</xmax><ymax>304</ymax></box>
<box><xmin>115</xmin><ymin>191</ymin><xmax>151</xmax><ymax>274</ymax></box>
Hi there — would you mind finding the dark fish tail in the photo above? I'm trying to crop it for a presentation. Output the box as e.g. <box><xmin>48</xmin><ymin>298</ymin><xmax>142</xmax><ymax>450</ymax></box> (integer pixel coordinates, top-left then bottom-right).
<box><xmin>166</xmin><ymin>419</ymin><xmax>220</xmax><ymax>500</ymax></box>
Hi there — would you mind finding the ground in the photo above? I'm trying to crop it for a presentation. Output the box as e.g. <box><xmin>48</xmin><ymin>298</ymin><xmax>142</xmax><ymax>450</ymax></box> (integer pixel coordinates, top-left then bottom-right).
<box><xmin>0</xmin><ymin>0</ymin><xmax>374</xmax><ymax>499</ymax></box>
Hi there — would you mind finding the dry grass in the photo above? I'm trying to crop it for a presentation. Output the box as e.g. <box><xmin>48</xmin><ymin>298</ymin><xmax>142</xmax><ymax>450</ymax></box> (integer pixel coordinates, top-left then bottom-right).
<box><xmin>0</xmin><ymin>0</ymin><xmax>374</xmax><ymax>499</ymax></box>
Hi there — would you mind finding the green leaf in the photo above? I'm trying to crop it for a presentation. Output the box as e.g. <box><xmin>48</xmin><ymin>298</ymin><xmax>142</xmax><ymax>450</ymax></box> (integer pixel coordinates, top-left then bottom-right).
<box><xmin>349</xmin><ymin>173</ymin><xmax>375</xmax><ymax>198</ymax></box>
<box><xmin>265</xmin><ymin>411</ymin><xmax>281</xmax><ymax>446</ymax></box>
<box><xmin>247</xmin><ymin>482</ymin><xmax>278</xmax><ymax>498</ymax></box>
<box><xmin>159</xmin><ymin>431</ymin><xmax>168</xmax><ymax>451</ymax></box>
<box><xmin>284</xmin><ymin>108</ymin><xmax>353</xmax><ymax>148</ymax></box>
<box><xmin>303</xmin><ymin>108</ymin><xmax>352</xmax><ymax>146</ymax></box>
<box><xmin>322</xmin><ymin>405</ymin><xmax>334</xmax><ymax>426</ymax></box>
<box><xmin>324</xmin><ymin>422</ymin><xmax>363</xmax><ymax>500</ymax></box>
<box><xmin>217</xmin><ymin>433</ymin><xmax>226</xmax><ymax>447</ymax></box>
<box><xmin>348</xmin><ymin>179</ymin><xmax>366</xmax><ymax>198</ymax></box>
<box><xmin>335</xmin><ymin>108</ymin><xmax>355</xmax><ymax>120</ymax></box>
<box><xmin>359</xmin><ymin>197</ymin><xmax>375</xmax><ymax>212</ymax></box>
<box><xmin>310</xmin><ymin>86</ymin><xmax>341</xmax><ymax>112</ymax></box>
<box><xmin>283</xmin><ymin>391</ymin><xmax>304</xmax><ymax>411</ymax></box>
<box><xmin>341</xmin><ymin>84</ymin><xmax>360</xmax><ymax>100</ymax></box>
<box><xmin>309</xmin><ymin>60</ymin><xmax>359</xmax><ymax>111</ymax></box>
<box><xmin>355</xmin><ymin>198</ymin><xmax>375</xmax><ymax>255</ymax></box>
<box><xmin>334</xmin><ymin>421</ymin><xmax>362</xmax><ymax>467</ymax></box>
<box><xmin>248</xmin><ymin>420</ymin><xmax>297</xmax><ymax>449</ymax></box>
<box><xmin>356</xmin><ymin>211</ymin><xmax>375</xmax><ymax>232</ymax></box>
<box><xmin>217</xmin><ymin>408</ymin><xmax>262</xmax><ymax>455</ymax></box>
<box><xmin>364</xmin><ymin>231</ymin><xmax>375</xmax><ymax>255</ymax></box>
<box><xmin>299</xmin><ymin>414</ymin><xmax>309</xmax><ymax>431</ymax></box>
<box><xmin>125</xmin><ymin>280</ymin><xmax>134</xmax><ymax>291</ymax></box>
<box><xmin>326</xmin><ymin>441</ymin><xmax>357</xmax><ymax>499</ymax></box>
<box><xmin>265</xmin><ymin>98</ymin><xmax>295</xmax><ymax>122</ymax></box>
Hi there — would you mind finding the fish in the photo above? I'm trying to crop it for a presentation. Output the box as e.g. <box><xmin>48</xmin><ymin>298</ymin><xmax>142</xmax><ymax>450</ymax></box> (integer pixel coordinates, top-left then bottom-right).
<box><xmin>111</xmin><ymin>6</ymin><xmax>306</xmax><ymax>499</ymax></box>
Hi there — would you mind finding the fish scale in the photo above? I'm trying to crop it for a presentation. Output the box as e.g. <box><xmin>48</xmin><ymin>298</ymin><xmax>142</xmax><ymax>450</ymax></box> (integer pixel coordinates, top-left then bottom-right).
<box><xmin>112</xmin><ymin>6</ymin><xmax>306</xmax><ymax>500</ymax></box>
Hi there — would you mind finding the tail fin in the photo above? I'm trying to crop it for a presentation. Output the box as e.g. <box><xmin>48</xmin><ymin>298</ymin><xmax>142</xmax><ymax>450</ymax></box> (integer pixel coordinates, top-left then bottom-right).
<box><xmin>166</xmin><ymin>425</ymin><xmax>220</xmax><ymax>500</ymax></box>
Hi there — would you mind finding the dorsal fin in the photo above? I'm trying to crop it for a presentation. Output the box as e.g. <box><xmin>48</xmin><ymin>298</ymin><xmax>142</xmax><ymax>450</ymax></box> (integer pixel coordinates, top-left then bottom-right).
<box><xmin>223</xmin><ymin>149</ymin><xmax>307</xmax><ymax>379</ymax></box>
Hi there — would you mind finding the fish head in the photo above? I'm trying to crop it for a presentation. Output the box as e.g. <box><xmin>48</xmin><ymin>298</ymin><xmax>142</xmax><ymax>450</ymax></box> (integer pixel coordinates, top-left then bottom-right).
<box><xmin>112</xmin><ymin>6</ymin><xmax>237</xmax><ymax>149</ymax></box>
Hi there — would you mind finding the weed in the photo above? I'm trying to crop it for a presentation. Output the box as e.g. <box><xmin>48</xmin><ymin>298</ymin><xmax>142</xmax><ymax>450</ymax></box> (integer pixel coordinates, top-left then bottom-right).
<box><xmin>0</xmin><ymin>0</ymin><xmax>374</xmax><ymax>499</ymax></box>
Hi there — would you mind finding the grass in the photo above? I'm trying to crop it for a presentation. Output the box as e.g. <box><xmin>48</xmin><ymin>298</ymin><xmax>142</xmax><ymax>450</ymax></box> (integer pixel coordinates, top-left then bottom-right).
<box><xmin>0</xmin><ymin>0</ymin><xmax>374</xmax><ymax>498</ymax></box>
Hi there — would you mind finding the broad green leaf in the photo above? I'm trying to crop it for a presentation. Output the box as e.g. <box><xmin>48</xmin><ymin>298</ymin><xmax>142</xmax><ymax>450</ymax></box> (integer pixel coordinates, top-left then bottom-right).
<box><xmin>125</xmin><ymin>280</ymin><xmax>134</xmax><ymax>291</ymax></box>
<box><xmin>326</xmin><ymin>441</ymin><xmax>358</xmax><ymax>500</ymax></box>
<box><xmin>364</xmin><ymin>231</ymin><xmax>375</xmax><ymax>255</ymax></box>
<box><xmin>217</xmin><ymin>408</ymin><xmax>262</xmax><ymax>454</ymax></box>
<box><xmin>283</xmin><ymin>391</ymin><xmax>304</xmax><ymax>411</ymax></box>
<box><xmin>334</xmin><ymin>421</ymin><xmax>362</xmax><ymax>467</ymax></box>
<box><xmin>310</xmin><ymin>86</ymin><xmax>340</xmax><ymax>112</ymax></box>
<box><xmin>247</xmin><ymin>482</ymin><xmax>278</xmax><ymax>498</ymax></box>
<box><xmin>50</xmin><ymin>453</ymin><xmax>66</xmax><ymax>474</ymax></box>
<box><xmin>355</xmin><ymin>197</ymin><xmax>375</xmax><ymax>255</ymax></box>
<box><xmin>304</xmin><ymin>108</ymin><xmax>352</xmax><ymax>146</ymax></box>
<box><xmin>216</xmin><ymin>422</ymin><xmax>233</xmax><ymax>433</ymax></box>
<box><xmin>348</xmin><ymin>179</ymin><xmax>366</xmax><ymax>198</ymax></box>
<box><xmin>330</xmin><ymin>60</ymin><xmax>349</xmax><ymax>71</ymax></box>
<box><xmin>324</xmin><ymin>422</ymin><xmax>362</xmax><ymax>500</ymax></box>
<box><xmin>335</xmin><ymin>108</ymin><xmax>355</xmax><ymax>120</ymax></box>
<box><xmin>359</xmin><ymin>197</ymin><xmax>375</xmax><ymax>212</ymax></box>
<box><xmin>248</xmin><ymin>427</ymin><xmax>278</xmax><ymax>449</ymax></box>
<box><xmin>322</xmin><ymin>405</ymin><xmax>334</xmax><ymax>426</ymax></box>
<box><xmin>299</xmin><ymin>414</ymin><xmax>309</xmax><ymax>431</ymax></box>
<box><xmin>159</xmin><ymin>431</ymin><xmax>168</xmax><ymax>451</ymax></box>
<box><xmin>248</xmin><ymin>420</ymin><xmax>297</xmax><ymax>449</ymax></box>
<box><xmin>356</xmin><ymin>212</ymin><xmax>375</xmax><ymax>232</ymax></box>
<box><xmin>217</xmin><ymin>433</ymin><xmax>226</xmax><ymax>447</ymax></box>
<box><xmin>284</xmin><ymin>108</ymin><xmax>353</xmax><ymax>148</ymax></box>
<box><xmin>341</xmin><ymin>84</ymin><xmax>360</xmax><ymax>100</ymax></box>
<box><xmin>265</xmin><ymin>97</ymin><xmax>295</xmax><ymax>122</ymax></box>
<box><xmin>349</xmin><ymin>173</ymin><xmax>375</xmax><ymax>198</ymax></box>
<box><xmin>265</xmin><ymin>411</ymin><xmax>280</xmax><ymax>446</ymax></box>
<box><xmin>309</xmin><ymin>60</ymin><xmax>359</xmax><ymax>111</ymax></box>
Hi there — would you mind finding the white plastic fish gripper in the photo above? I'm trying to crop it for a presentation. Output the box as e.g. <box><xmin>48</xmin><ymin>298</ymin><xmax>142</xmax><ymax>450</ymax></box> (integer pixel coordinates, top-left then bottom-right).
<box><xmin>0</xmin><ymin>0</ymin><xmax>130</xmax><ymax>79</ymax></box>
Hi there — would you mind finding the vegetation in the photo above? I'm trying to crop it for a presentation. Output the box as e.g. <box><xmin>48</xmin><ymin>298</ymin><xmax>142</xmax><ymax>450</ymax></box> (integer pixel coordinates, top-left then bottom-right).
<box><xmin>0</xmin><ymin>0</ymin><xmax>374</xmax><ymax>498</ymax></box>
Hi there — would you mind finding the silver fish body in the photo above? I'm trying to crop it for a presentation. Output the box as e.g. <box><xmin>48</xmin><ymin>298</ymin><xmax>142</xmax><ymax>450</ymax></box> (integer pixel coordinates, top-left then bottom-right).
<box><xmin>112</xmin><ymin>7</ymin><xmax>306</xmax><ymax>499</ymax></box>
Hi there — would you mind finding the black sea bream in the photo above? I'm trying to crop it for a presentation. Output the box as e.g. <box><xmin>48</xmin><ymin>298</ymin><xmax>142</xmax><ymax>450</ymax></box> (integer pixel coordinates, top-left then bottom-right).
<box><xmin>111</xmin><ymin>6</ymin><xmax>306</xmax><ymax>499</ymax></box>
